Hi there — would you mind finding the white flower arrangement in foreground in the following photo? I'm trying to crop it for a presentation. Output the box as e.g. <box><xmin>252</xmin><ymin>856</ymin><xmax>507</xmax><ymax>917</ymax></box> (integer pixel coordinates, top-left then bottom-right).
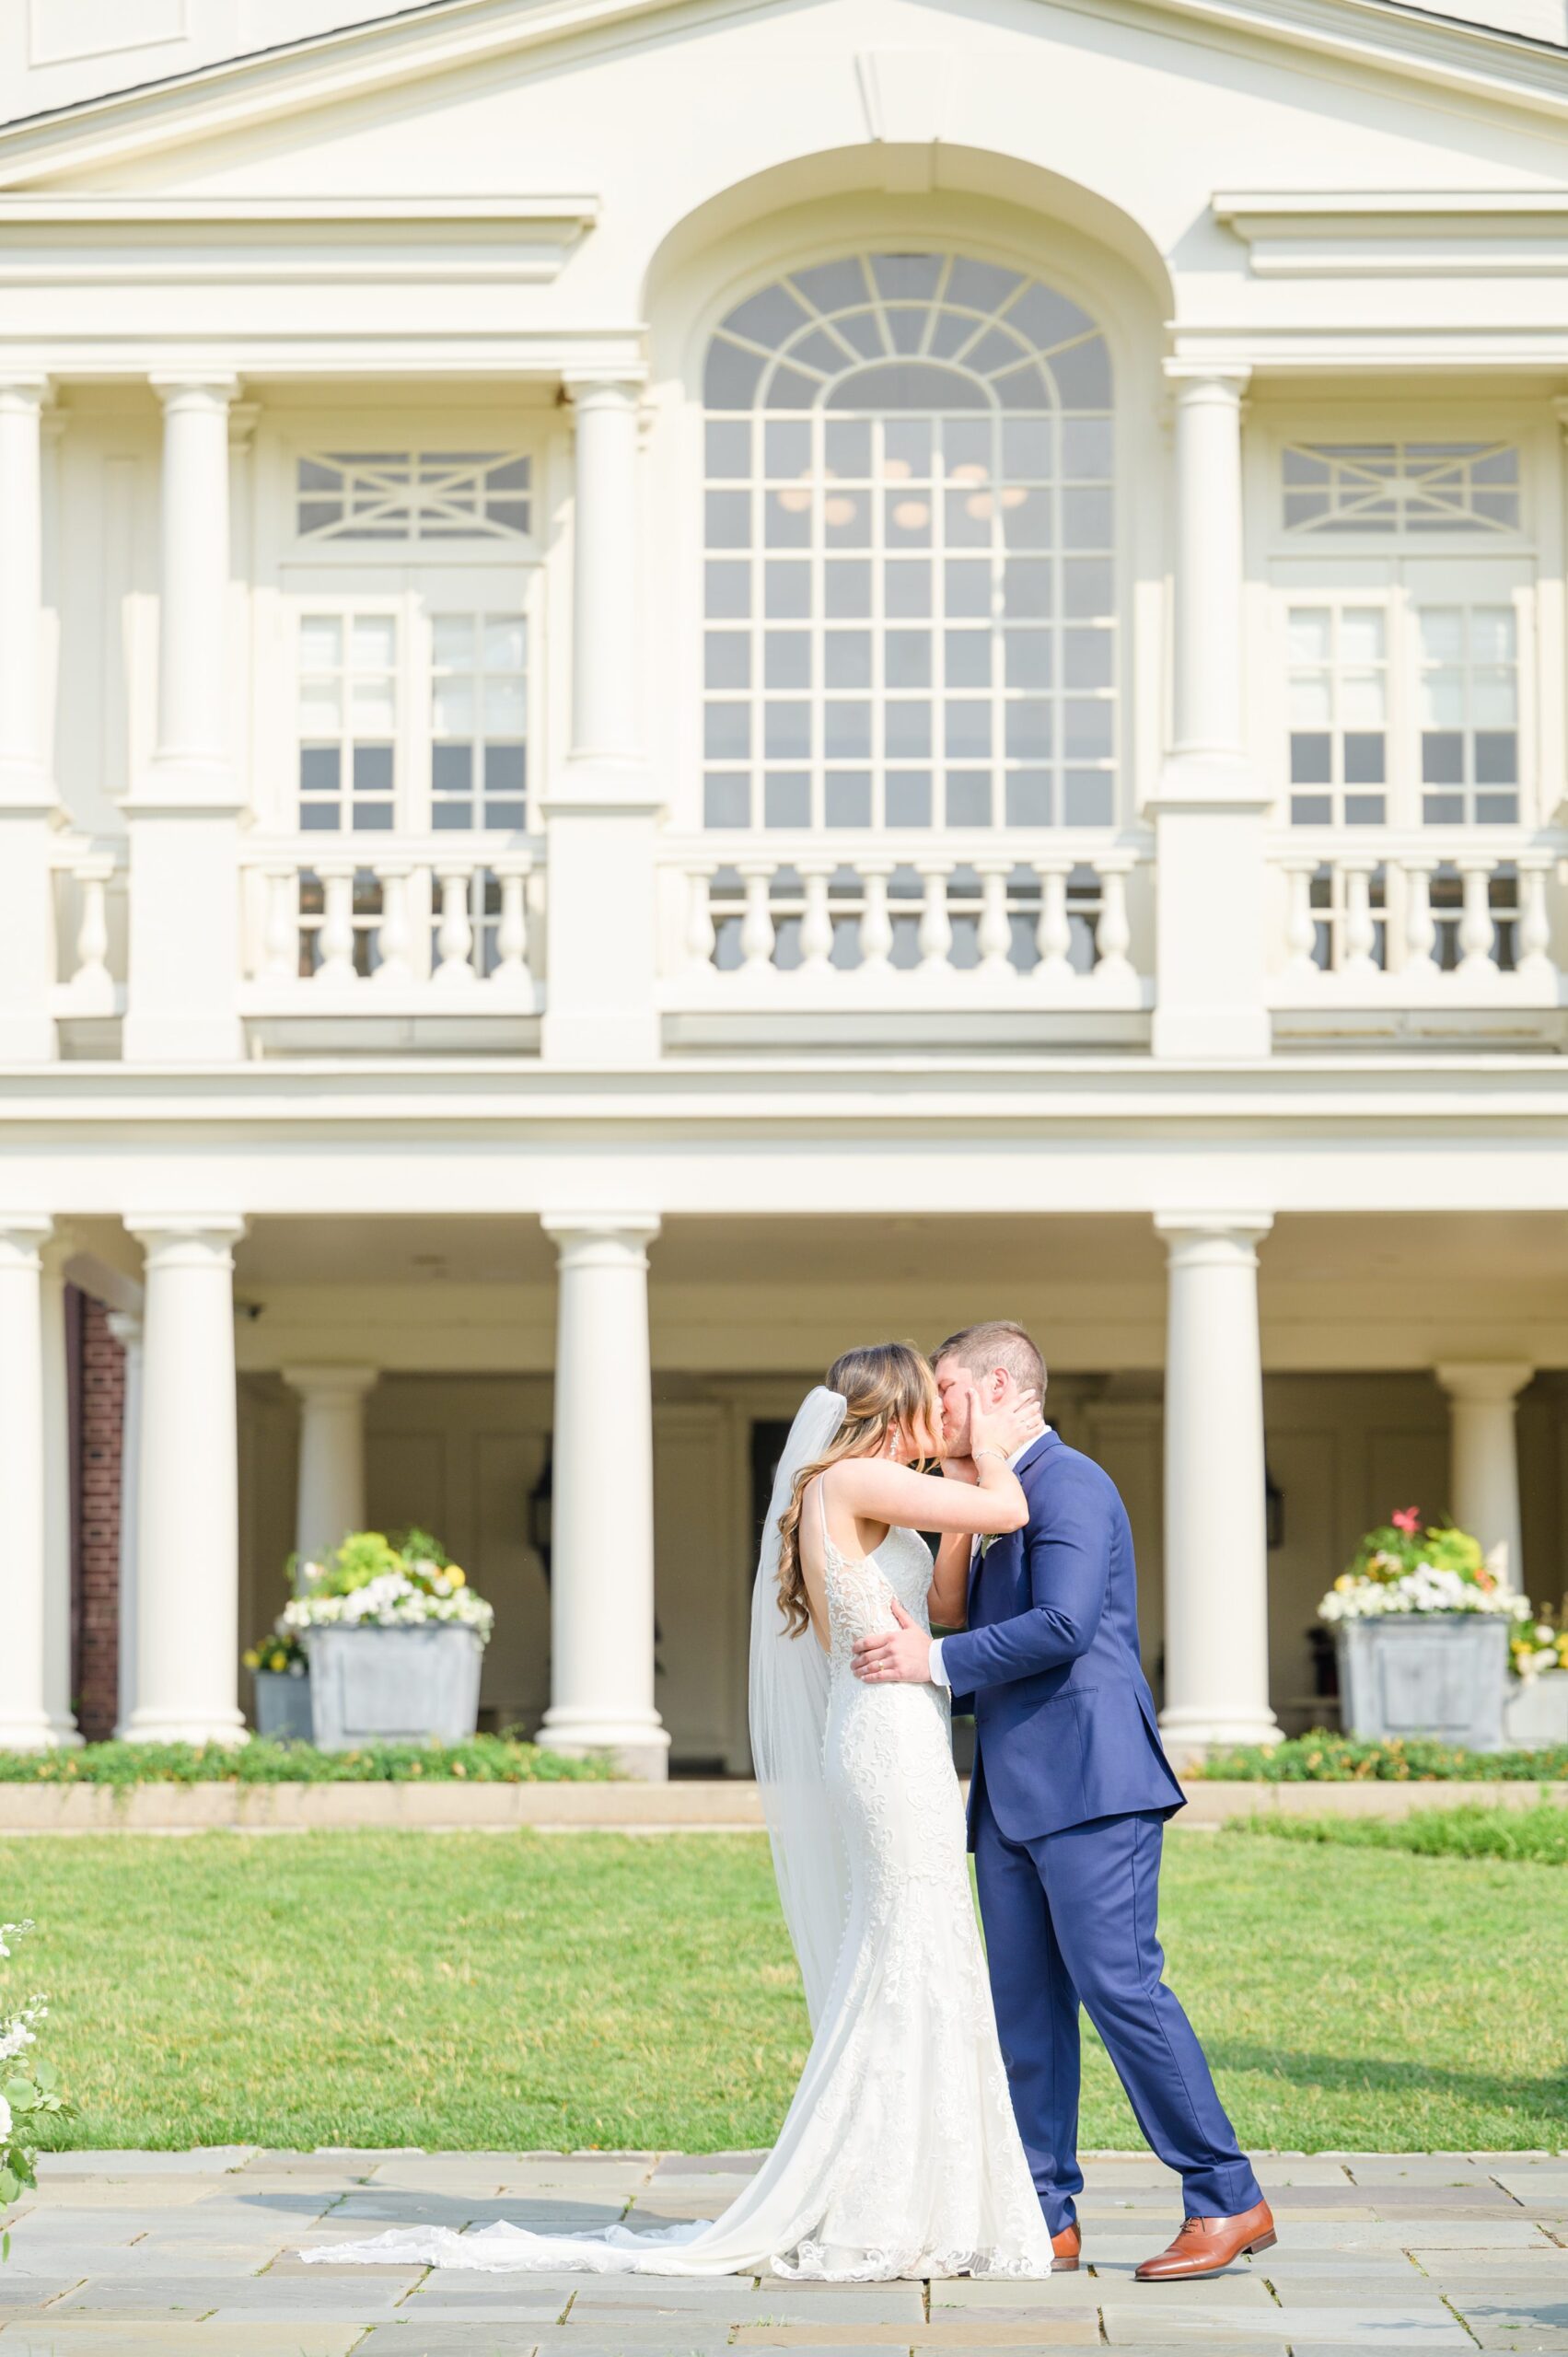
<box><xmin>0</xmin><ymin>1921</ymin><xmax>70</xmax><ymax>2241</ymax></box>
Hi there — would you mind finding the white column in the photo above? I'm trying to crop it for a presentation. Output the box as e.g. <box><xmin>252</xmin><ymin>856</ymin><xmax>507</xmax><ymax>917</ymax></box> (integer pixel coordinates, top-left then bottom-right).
<box><xmin>122</xmin><ymin>376</ymin><xmax>245</xmax><ymax>1065</ymax></box>
<box><xmin>123</xmin><ymin>1218</ymin><xmax>247</xmax><ymax>1745</ymax></box>
<box><xmin>1155</xmin><ymin>1213</ymin><xmax>1281</xmax><ymax>1752</ymax></box>
<box><xmin>1149</xmin><ymin>369</ymin><xmax>1271</xmax><ymax>1062</ymax></box>
<box><xmin>1436</xmin><ymin>1362</ymin><xmax>1532</xmax><ymax>1591</ymax></box>
<box><xmin>540</xmin><ymin>377</ymin><xmax>663</xmax><ymax>1066</ymax></box>
<box><xmin>538</xmin><ymin>1214</ymin><xmax>669</xmax><ymax>1777</ymax></box>
<box><xmin>39</xmin><ymin>1241</ymin><xmax>80</xmax><ymax>1746</ymax></box>
<box><xmin>0</xmin><ymin>377</ymin><xmax>62</xmax><ymax>1062</ymax></box>
<box><xmin>107</xmin><ymin>1308</ymin><xmax>144</xmax><ymax>1739</ymax></box>
<box><xmin>0</xmin><ymin>1221</ymin><xmax>62</xmax><ymax>1747</ymax></box>
<box><xmin>283</xmin><ymin>1365</ymin><xmax>377</xmax><ymax>1569</ymax></box>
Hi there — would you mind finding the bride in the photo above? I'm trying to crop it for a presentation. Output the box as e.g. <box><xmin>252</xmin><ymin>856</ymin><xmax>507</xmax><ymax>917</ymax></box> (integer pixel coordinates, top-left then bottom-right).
<box><xmin>306</xmin><ymin>1341</ymin><xmax>1057</xmax><ymax>2281</ymax></box>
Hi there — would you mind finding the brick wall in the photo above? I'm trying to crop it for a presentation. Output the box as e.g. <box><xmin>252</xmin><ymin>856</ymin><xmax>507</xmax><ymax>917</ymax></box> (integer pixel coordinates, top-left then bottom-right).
<box><xmin>76</xmin><ymin>1295</ymin><xmax>125</xmax><ymax>1742</ymax></box>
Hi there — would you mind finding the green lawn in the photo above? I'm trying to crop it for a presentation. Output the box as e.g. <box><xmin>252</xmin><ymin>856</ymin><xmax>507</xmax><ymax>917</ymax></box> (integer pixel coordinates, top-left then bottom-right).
<box><xmin>5</xmin><ymin>1828</ymin><xmax>1563</xmax><ymax>2153</ymax></box>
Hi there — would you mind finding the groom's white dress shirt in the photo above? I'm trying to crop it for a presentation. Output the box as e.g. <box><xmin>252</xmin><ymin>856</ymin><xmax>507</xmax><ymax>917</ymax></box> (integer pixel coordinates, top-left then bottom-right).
<box><xmin>927</xmin><ymin>1431</ymin><xmax>1047</xmax><ymax>1691</ymax></box>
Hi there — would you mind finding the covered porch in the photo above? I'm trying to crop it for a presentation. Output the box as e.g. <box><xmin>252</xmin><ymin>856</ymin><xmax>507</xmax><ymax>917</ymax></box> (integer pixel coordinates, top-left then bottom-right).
<box><xmin>20</xmin><ymin>1208</ymin><xmax>1566</xmax><ymax>1771</ymax></box>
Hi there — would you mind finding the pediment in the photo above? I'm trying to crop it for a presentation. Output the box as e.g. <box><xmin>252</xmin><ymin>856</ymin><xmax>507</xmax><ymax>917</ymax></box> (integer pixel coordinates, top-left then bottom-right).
<box><xmin>5</xmin><ymin>0</ymin><xmax>1568</xmax><ymax>211</ymax></box>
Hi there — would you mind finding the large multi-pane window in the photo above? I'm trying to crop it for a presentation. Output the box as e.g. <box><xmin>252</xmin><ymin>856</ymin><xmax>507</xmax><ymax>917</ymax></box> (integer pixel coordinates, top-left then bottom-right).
<box><xmin>703</xmin><ymin>252</ymin><xmax>1115</xmax><ymax>831</ymax></box>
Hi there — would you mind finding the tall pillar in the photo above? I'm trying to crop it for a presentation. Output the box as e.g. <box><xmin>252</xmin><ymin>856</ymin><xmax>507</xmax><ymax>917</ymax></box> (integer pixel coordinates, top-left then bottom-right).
<box><xmin>122</xmin><ymin>377</ymin><xmax>245</xmax><ymax>1065</ymax></box>
<box><xmin>0</xmin><ymin>1220</ymin><xmax>62</xmax><ymax>1747</ymax></box>
<box><xmin>1436</xmin><ymin>1362</ymin><xmax>1532</xmax><ymax>1590</ymax></box>
<box><xmin>538</xmin><ymin>1213</ymin><xmax>669</xmax><ymax>1777</ymax></box>
<box><xmin>123</xmin><ymin>1219</ymin><xmax>247</xmax><ymax>1745</ymax></box>
<box><xmin>1149</xmin><ymin>368</ymin><xmax>1271</xmax><ymax>1062</ymax></box>
<box><xmin>283</xmin><ymin>1365</ymin><xmax>377</xmax><ymax>1569</ymax></box>
<box><xmin>540</xmin><ymin>377</ymin><xmax>662</xmax><ymax>1066</ymax></box>
<box><xmin>39</xmin><ymin>1241</ymin><xmax>80</xmax><ymax>1745</ymax></box>
<box><xmin>1155</xmin><ymin>1213</ymin><xmax>1281</xmax><ymax>1752</ymax></box>
<box><xmin>0</xmin><ymin>377</ymin><xmax>62</xmax><ymax>1062</ymax></box>
<box><xmin>107</xmin><ymin>1308</ymin><xmax>145</xmax><ymax>1739</ymax></box>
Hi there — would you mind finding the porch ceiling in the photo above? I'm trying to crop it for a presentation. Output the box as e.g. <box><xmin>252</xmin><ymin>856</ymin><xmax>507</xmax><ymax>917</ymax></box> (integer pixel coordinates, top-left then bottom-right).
<box><xmin>221</xmin><ymin>1209</ymin><xmax>1568</xmax><ymax>1293</ymax></box>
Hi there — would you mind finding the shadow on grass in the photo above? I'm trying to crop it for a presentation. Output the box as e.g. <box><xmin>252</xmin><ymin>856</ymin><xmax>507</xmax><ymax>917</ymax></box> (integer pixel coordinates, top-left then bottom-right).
<box><xmin>1210</xmin><ymin>2038</ymin><xmax>1567</xmax><ymax>2113</ymax></box>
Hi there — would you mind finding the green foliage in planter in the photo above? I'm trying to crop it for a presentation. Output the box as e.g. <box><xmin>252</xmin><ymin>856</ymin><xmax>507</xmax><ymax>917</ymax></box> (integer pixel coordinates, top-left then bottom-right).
<box><xmin>1227</xmin><ymin>1802</ymin><xmax>1568</xmax><ymax>1865</ymax></box>
<box><xmin>1195</xmin><ymin>1730</ymin><xmax>1568</xmax><ymax>1782</ymax></box>
<box><xmin>0</xmin><ymin>1738</ymin><xmax>619</xmax><ymax>1786</ymax></box>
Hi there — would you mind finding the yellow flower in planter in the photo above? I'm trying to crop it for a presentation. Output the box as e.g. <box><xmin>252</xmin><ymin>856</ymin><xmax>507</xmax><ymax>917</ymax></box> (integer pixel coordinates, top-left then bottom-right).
<box><xmin>242</xmin><ymin>1649</ymin><xmax>260</xmax><ymax>1671</ymax></box>
<box><xmin>447</xmin><ymin>1567</ymin><xmax>466</xmax><ymax>1588</ymax></box>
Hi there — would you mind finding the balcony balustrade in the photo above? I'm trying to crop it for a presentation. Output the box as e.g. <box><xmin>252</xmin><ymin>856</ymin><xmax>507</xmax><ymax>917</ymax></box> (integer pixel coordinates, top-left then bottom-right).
<box><xmin>15</xmin><ymin>820</ymin><xmax>1568</xmax><ymax>1061</ymax></box>
<box><xmin>1267</xmin><ymin>830</ymin><xmax>1568</xmax><ymax>1029</ymax></box>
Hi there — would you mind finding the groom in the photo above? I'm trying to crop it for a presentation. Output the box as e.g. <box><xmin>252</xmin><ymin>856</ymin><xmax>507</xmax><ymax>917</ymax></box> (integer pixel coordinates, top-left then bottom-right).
<box><xmin>853</xmin><ymin>1320</ymin><xmax>1274</xmax><ymax>2282</ymax></box>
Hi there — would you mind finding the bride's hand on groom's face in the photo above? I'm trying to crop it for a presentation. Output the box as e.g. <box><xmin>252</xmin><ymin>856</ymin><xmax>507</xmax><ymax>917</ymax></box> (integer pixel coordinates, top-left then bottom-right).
<box><xmin>970</xmin><ymin>1389</ymin><xmax>1043</xmax><ymax>1461</ymax></box>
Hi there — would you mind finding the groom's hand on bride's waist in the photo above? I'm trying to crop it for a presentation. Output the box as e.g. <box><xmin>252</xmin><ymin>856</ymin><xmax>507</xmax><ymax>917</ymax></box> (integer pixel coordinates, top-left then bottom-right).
<box><xmin>852</xmin><ymin>1597</ymin><xmax>933</xmax><ymax>1685</ymax></box>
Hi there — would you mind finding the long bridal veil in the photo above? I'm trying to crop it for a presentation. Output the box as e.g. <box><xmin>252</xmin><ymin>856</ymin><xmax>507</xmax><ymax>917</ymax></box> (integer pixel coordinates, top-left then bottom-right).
<box><xmin>748</xmin><ymin>1384</ymin><xmax>848</xmax><ymax>2029</ymax></box>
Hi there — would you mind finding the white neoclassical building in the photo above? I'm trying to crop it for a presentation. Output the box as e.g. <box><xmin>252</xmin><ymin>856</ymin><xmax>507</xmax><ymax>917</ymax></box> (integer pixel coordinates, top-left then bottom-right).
<box><xmin>6</xmin><ymin>0</ymin><xmax>1568</xmax><ymax>1771</ymax></box>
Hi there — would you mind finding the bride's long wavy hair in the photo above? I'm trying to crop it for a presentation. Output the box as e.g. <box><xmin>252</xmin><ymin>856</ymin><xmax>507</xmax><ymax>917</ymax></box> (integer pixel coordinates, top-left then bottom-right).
<box><xmin>773</xmin><ymin>1342</ymin><xmax>940</xmax><ymax>1639</ymax></box>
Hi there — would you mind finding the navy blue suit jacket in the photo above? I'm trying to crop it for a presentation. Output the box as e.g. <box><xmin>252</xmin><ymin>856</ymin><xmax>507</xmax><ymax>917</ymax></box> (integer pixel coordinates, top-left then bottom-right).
<box><xmin>938</xmin><ymin>1431</ymin><xmax>1185</xmax><ymax>1843</ymax></box>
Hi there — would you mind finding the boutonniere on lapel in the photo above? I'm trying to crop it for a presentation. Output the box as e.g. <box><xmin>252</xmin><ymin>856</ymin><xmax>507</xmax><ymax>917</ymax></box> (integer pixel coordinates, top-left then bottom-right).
<box><xmin>980</xmin><ymin>1532</ymin><xmax>999</xmax><ymax>1559</ymax></box>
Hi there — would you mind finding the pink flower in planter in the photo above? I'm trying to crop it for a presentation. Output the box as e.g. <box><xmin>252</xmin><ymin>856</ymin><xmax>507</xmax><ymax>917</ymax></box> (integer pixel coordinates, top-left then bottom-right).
<box><xmin>1391</xmin><ymin>1506</ymin><xmax>1423</xmax><ymax>1534</ymax></box>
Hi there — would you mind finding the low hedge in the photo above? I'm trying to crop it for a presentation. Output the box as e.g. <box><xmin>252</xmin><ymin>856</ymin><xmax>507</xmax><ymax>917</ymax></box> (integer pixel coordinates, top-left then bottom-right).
<box><xmin>1196</xmin><ymin>1731</ymin><xmax>1568</xmax><ymax>1782</ymax></box>
<box><xmin>1229</xmin><ymin>1802</ymin><xmax>1568</xmax><ymax>1863</ymax></box>
<box><xmin>0</xmin><ymin>1737</ymin><xmax>620</xmax><ymax>1785</ymax></box>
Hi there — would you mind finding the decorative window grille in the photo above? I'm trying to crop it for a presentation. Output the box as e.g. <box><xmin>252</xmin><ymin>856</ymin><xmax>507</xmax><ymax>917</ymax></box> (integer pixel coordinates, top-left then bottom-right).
<box><xmin>431</xmin><ymin>615</ymin><xmax>528</xmax><ymax>830</ymax></box>
<box><xmin>1417</xmin><ymin>606</ymin><xmax>1519</xmax><ymax>824</ymax></box>
<box><xmin>703</xmin><ymin>252</ymin><xmax>1115</xmax><ymax>833</ymax></box>
<box><xmin>1286</xmin><ymin>606</ymin><xmax>1388</xmax><ymax>826</ymax></box>
<box><xmin>297</xmin><ymin>614</ymin><xmax>398</xmax><ymax>830</ymax></box>
<box><xmin>296</xmin><ymin>451</ymin><xmax>531</xmax><ymax>544</ymax></box>
<box><xmin>1282</xmin><ymin>443</ymin><xmax>1519</xmax><ymax>536</ymax></box>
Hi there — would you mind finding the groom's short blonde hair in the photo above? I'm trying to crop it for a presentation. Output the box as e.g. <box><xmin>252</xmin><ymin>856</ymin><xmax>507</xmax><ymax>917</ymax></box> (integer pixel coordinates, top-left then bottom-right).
<box><xmin>933</xmin><ymin>1320</ymin><xmax>1047</xmax><ymax>1400</ymax></box>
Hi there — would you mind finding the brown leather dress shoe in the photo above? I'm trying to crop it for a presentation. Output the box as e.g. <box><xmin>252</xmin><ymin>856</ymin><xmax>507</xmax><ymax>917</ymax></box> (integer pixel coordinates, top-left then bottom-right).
<box><xmin>1051</xmin><ymin>2221</ymin><xmax>1081</xmax><ymax>2272</ymax></box>
<box><xmin>1135</xmin><ymin>2199</ymin><xmax>1276</xmax><ymax>2282</ymax></box>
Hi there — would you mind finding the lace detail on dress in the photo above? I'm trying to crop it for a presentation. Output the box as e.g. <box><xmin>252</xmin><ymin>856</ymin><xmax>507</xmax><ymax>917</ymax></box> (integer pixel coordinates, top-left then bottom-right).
<box><xmin>305</xmin><ymin>1480</ymin><xmax>1054</xmax><ymax>2284</ymax></box>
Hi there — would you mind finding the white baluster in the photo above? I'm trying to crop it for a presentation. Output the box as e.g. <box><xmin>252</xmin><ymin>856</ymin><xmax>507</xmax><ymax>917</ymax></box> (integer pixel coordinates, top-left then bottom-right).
<box><xmin>798</xmin><ymin>863</ymin><xmax>834</xmax><ymax>973</ymax></box>
<box><xmin>372</xmin><ymin>863</ymin><xmax>412</xmax><ymax>987</ymax></box>
<box><xmin>1093</xmin><ymin>860</ymin><xmax>1134</xmax><ymax>985</ymax></box>
<box><xmin>315</xmin><ymin>862</ymin><xmax>356</xmax><ymax>987</ymax></box>
<box><xmin>738</xmin><ymin>864</ymin><xmax>776</xmax><ymax>973</ymax></box>
<box><xmin>69</xmin><ymin>856</ymin><xmax>115</xmax><ymax>1014</ymax></box>
<box><xmin>1033</xmin><ymin>859</ymin><xmax>1073</xmax><ymax>984</ymax></box>
<box><xmin>261</xmin><ymin>864</ymin><xmax>299</xmax><ymax>984</ymax></box>
<box><xmin>681</xmin><ymin>865</ymin><xmax>716</xmax><ymax>976</ymax></box>
<box><xmin>1341</xmin><ymin>858</ymin><xmax>1378</xmax><ymax>979</ymax></box>
<box><xmin>916</xmin><ymin>860</ymin><xmax>953</xmax><ymax>973</ymax></box>
<box><xmin>857</xmin><ymin>862</ymin><xmax>894</xmax><ymax>973</ymax></box>
<box><xmin>1282</xmin><ymin>858</ymin><xmax>1319</xmax><ymax>979</ymax></box>
<box><xmin>1516</xmin><ymin>855</ymin><xmax>1553</xmax><ymax>983</ymax></box>
<box><xmin>434</xmin><ymin>864</ymin><xmax>477</xmax><ymax>987</ymax></box>
<box><xmin>1458</xmin><ymin>858</ymin><xmax>1497</xmax><ymax>978</ymax></box>
<box><xmin>1399</xmin><ymin>857</ymin><xmax>1438</xmax><ymax>978</ymax></box>
<box><xmin>494</xmin><ymin>858</ymin><xmax>532</xmax><ymax>986</ymax></box>
<box><xmin>975</xmin><ymin>860</ymin><xmax>1014</xmax><ymax>976</ymax></box>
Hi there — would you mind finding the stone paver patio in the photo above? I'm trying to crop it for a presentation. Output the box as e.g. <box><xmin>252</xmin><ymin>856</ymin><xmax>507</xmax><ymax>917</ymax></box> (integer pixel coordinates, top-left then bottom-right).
<box><xmin>0</xmin><ymin>2149</ymin><xmax>1563</xmax><ymax>2354</ymax></box>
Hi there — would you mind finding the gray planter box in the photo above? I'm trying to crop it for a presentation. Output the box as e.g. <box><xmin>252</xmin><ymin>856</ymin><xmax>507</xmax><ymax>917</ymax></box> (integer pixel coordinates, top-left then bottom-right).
<box><xmin>306</xmin><ymin>1625</ymin><xmax>482</xmax><ymax>1750</ymax></box>
<box><xmin>1336</xmin><ymin>1615</ymin><xmax>1510</xmax><ymax>1751</ymax></box>
<box><xmin>1502</xmin><ymin>1670</ymin><xmax>1568</xmax><ymax>1752</ymax></box>
<box><xmin>252</xmin><ymin>1668</ymin><xmax>314</xmax><ymax>1743</ymax></box>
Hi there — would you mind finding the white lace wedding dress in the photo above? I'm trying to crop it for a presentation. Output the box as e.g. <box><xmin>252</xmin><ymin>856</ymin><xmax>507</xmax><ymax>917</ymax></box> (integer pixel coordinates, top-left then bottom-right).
<box><xmin>304</xmin><ymin>1492</ymin><xmax>1053</xmax><ymax>2281</ymax></box>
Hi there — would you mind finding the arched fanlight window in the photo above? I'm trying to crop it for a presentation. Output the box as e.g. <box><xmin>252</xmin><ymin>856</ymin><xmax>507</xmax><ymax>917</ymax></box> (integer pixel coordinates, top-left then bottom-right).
<box><xmin>702</xmin><ymin>252</ymin><xmax>1115</xmax><ymax>833</ymax></box>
